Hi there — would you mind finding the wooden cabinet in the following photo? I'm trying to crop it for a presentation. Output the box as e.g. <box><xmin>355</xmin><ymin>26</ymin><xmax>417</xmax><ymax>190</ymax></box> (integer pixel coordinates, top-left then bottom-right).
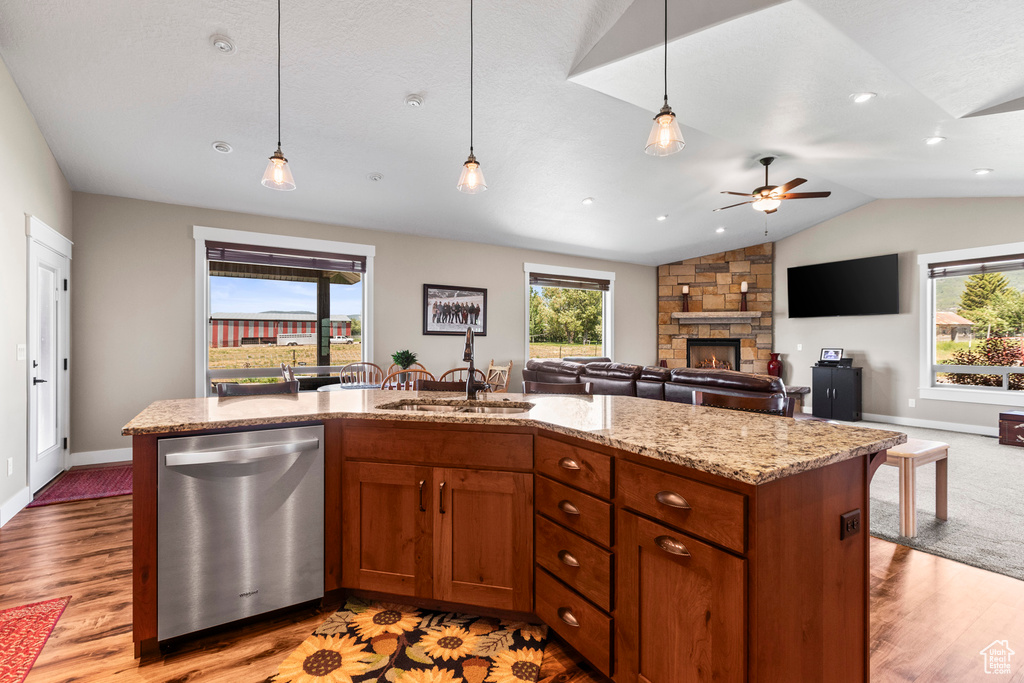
<box><xmin>341</xmin><ymin>449</ymin><xmax>533</xmax><ymax>612</ymax></box>
<box><xmin>616</xmin><ymin>510</ymin><xmax>746</xmax><ymax>683</ymax></box>
<box><xmin>811</xmin><ymin>366</ymin><xmax>862</xmax><ymax>421</ymax></box>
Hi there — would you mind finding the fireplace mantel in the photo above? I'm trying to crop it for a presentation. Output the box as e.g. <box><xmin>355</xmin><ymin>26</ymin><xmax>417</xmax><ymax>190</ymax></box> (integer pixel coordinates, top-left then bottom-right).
<box><xmin>671</xmin><ymin>311</ymin><xmax>762</xmax><ymax>325</ymax></box>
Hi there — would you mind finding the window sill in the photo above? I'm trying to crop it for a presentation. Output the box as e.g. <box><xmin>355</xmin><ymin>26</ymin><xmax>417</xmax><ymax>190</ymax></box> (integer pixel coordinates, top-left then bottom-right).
<box><xmin>919</xmin><ymin>386</ymin><xmax>1024</xmax><ymax>407</ymax></box>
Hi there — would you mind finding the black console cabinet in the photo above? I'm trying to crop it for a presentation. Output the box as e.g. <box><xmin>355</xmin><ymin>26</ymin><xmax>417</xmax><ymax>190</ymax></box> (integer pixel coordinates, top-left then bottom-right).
<box><xmin>811</xmin><ymin>366</ymin><xmax>862</xmax><ymax>421</ymax></box>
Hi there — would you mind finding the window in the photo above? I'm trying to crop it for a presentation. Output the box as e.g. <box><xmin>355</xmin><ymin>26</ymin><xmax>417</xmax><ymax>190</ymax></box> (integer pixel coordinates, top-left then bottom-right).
<box><xmin>919</xmin><ymin>242</ymin><xmax>1024</xmax><ymax>405</ymax></box>
<box><xmin>524</xmin><ymin>263</ymin><xmax>614</xmax><ymax>361</ymax></box>
<box><xmin>194</xmin><ymin>227</ymin><xmax>374</xmax><ymax>396</ymax></box>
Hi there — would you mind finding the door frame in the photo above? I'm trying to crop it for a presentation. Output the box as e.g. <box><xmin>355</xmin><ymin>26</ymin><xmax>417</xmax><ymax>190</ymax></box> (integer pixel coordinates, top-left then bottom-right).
<box><xmin>26</xmin><ymin>215</ymin><xmax>72</xmax><ymax>491</ymax></box>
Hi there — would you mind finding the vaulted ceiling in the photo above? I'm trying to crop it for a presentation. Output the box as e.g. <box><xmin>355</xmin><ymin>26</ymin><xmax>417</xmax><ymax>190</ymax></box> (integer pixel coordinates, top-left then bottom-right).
<box><xmin>1</xmin><ymin>0</ymin><xmax>1021</xmax><ymax>265</ymax></box>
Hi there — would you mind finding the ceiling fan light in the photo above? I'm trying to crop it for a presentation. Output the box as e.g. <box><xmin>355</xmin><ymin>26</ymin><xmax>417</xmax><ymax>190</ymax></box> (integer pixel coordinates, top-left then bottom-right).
<box><xmin>752</xmin><ymin>197</ymin><xmax>781</xmax><ymax>212</ymax></box>
<box><xmin>645</xmin><ymin>107</ymin><xmax>685</xmax><ymax>156</ymax></box>
<box><xmin>457</xmin><ymin>153</ymin><xmax>487</xmax><ymax>194</ymax></box>
<box><xmin>261</xmin><ymin>147</ymin><xmax>295</xmax><ymax>191</ymax></box>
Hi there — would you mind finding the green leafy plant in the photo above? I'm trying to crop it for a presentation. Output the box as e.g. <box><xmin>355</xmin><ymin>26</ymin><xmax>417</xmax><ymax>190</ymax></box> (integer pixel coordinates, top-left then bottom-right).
<box><xmin>391</xmin><ymin>349</ymin><xmax>418</xmax><ymax>369</ymax></box>
<box><xmin>940</xmin><ymin>337</ymin><xmax>1024</xmax><ymax>390</ymax></box>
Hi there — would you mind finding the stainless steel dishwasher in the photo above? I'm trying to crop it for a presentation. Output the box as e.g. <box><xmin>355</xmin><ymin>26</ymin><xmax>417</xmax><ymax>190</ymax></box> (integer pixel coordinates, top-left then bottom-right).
<box><xmin>157</xmin><ymin>425</ymin><xmax>324</xmax><ymax>641</ymax></box>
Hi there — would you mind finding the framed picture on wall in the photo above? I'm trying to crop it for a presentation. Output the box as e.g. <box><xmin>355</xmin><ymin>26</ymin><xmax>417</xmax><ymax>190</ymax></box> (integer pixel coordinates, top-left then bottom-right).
<box><xmin>423</xmin><ymin>284</ymin><xmax>487</xmax><ymax>336</ymax></box>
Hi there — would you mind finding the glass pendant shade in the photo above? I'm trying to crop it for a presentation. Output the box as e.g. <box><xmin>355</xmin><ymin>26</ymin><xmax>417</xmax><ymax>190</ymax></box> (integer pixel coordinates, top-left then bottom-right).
<box><xmin>261</xmin><ymin>147</ymin><xmax>296</xmax><ymax>191</ymax></box>
<box><xmin>752</xmin><ymin>197</ymin><xmax>781</xmax><ymax>212</ymax></box>
<box><xmin>457</xmin><ymin>154</ymin><xmax>487</xmax><ymax>194</ymax></box>
<box><xmin>645</xmin><ymin>106</ymin><xmax>685</xmax><ymax>156</ymax></box>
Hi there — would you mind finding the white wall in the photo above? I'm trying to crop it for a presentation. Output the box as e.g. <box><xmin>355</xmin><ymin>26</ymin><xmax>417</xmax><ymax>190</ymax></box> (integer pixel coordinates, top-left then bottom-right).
<box><xmin>71</xmin><ymin>192</ymin><xmax>656</xmax><ymax>453</ymax></box>
<box><xmin>0</xmin><ymin>57</ymin><xmax>73</xmax><ymax>519</ymax></box>
<box><xmin>775</xmin><ymin>198</ymin><xmax>1024</xmax><ymax>432</ymax></box>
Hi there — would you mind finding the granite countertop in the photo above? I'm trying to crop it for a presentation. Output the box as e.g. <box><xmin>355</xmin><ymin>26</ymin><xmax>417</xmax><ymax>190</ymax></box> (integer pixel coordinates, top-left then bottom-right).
<box><xmin>122</xmin><ymin>390</ymin><xmax>905</xmax><ymax>485</ymax></box>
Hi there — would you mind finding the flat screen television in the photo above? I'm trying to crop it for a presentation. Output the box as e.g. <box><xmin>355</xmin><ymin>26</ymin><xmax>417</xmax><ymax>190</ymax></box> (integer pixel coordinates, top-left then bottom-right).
<box><xmin>787</xmin><ymin>254</ymin><xmax>899</xmax><ymax>318</ymax></box>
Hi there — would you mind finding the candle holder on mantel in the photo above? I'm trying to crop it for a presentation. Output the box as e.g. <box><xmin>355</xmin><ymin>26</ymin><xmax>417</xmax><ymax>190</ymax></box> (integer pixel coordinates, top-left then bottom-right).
<box><xmin>740</xmin><ymin>281</ymin><xmax>748</xmax><ymax>312</ymax></box>
<box><xmin>681</xmin><ymin>284</ymin><xmax>690</xmax><ymax>312</ymax></box>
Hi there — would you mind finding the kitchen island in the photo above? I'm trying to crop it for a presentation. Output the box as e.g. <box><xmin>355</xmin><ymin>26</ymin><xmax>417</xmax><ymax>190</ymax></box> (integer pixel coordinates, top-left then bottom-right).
<box><xmin>124</xmin><ymin>390</ymin><xmax>904</xmax><ymax>682</ymax></box>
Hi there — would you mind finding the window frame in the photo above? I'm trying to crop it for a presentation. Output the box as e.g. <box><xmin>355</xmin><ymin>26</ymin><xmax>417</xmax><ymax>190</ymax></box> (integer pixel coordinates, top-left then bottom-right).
<box><xmin>193</xmin><ymin>225</ymin><xmax>375</xmax><ymax>397</ymax></box>
<box><xmin>523</xmin><ymin>262</ymin><xmax>615</xmax><ymax>362</ymax></box>
<box><xmin>918</xmin><ymin>240</ymin><xmax>1024</xmax><ymax>407</ymax></box>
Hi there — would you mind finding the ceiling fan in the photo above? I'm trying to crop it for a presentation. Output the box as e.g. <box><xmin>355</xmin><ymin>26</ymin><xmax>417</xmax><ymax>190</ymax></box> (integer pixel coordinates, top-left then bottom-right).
<box><xmin>713</xmin><ymin>157</ymin><xmax>831</xmax><ymax>214</ymax></box>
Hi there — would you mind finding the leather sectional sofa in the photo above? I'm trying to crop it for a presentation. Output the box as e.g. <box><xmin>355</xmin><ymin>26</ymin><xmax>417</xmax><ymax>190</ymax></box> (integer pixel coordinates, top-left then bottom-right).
<box><xmin>522</xmin><ymin>357</ymin><xmax>787</xmax><ymax>403</ymax></box>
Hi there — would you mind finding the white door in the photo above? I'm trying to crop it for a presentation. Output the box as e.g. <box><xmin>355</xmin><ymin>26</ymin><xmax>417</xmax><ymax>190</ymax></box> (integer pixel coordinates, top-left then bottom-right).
<box><xmin>28</xmin><ymin>239</ymin><xmax>68</xmax><ymax>493</ymax></box>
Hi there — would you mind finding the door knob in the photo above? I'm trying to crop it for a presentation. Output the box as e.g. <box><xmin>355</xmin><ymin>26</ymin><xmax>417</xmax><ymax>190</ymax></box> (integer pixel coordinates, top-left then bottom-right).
<box><xmin>33</xmin><ymin>377</ymin><xmax>47</xmax><ymax>385</ymax></box>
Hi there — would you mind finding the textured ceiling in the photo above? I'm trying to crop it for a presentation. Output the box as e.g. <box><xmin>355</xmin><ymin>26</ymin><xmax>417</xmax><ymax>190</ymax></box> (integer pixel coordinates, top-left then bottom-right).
<box><xmin>0</xmin><ymin>0</ymin><xmax>1021</xmax><ymax>266</ymax></box>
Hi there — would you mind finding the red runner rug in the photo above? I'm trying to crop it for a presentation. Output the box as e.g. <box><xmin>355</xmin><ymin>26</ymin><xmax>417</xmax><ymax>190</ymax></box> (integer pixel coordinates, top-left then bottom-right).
<box><xmin>0</xmin><ymin>597</ymin><xmax>70</xmax><ymax>683</ymax></box>
<box><xmin>27</xmin><ymin>465</ymin><xmax>132</xmax><ymax>508</ymax></box>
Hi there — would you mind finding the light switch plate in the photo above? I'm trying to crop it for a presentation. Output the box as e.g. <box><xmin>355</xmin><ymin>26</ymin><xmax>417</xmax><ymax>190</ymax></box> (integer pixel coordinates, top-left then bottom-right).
<box><xmin>797</xmin><ymin>344</ymin><xmax>803</xmax><ymax>351</ymax></box>
<box><xmin>6</xmin><ymin>457</ymin><xmax>12</xmax><ymax>477</ymax></box>
<box><xmin>16</xmin><ymin>344</ymin><xmax>26</xmax><ymax>361</ymax></box>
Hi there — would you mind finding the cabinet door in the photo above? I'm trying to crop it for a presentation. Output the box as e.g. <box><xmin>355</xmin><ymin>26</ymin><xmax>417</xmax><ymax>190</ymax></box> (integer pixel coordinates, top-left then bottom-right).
<box><xmin>434</xmin><ymin>468</ymin><xmax>533</xmax><ymax>612</ymax></box>
<box><xmin>341</xmin><ymin>461</ymin><xmax>432</xmax><ymax>597</ymax></box>
<box><xmin>831</xmin><ymin>368</ymin><xmax>862</xmax><ymax>421</ymax></box>
<box><xmin>617</xmin><ymin>511</ymin><xmax>745</xmax><ymax>683</ymax></box>
<box><xmin>811</xmin><ymin>366</ymin><xmax>833</xmax><ymax>419</ymax></box>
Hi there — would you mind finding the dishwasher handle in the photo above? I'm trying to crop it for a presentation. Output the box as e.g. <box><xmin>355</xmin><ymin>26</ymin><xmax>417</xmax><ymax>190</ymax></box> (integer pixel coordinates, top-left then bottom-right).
<box><xmin>165</xmin><ymin>438</ymin><xmax>320</xmax><ymax>467</ymax></box>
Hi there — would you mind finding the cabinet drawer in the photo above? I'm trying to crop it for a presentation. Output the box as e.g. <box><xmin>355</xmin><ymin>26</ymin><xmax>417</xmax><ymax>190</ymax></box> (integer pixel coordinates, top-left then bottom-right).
<box><xmin>535</xmin><ymin>568</ymin><xmax>612</xmax><ymax>677</ymax></box>
<box><xmin>536</xmin><ymin>476</ymin><xmax>613</xmax><ymax>547</ymax></box>
<box><xmin>535</xmin><ymin>515</ymin><xmax>612</xmax><ymax>611</ymax></box>
<box><xmin>535</xmin><ymin>436</ymin><xmax>612</xmax><ymax>499</ymax></box>
<box><xmin>343</xmin><ymin>424</ymin><xmax>532</xmax><ymax>470</ymax></box>
<box><xmin>617</xmin><ymin>460</ymin><xmax>746</xmax><ymax>553</ymax></box>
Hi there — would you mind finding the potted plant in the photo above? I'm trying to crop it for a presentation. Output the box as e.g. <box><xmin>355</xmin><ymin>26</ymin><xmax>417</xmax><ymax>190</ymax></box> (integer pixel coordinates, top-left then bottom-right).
<box><xmin>391</xmin><ymin>349</ymin><xmax>418</xmax><ymax>383</ymax></box>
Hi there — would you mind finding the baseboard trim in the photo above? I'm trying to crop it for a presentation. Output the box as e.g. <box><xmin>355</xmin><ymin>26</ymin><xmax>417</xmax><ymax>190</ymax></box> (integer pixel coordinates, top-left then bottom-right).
<box><xmin>70</xmin><ymin>447</ymin><xmax>132</xmax><ymax>467</ymax></box>
<box><xmin>861</xmin><ymin>412</ymin><xmax>999</xmax><ymax>437</ymax></box>
<box><xmin>0</xmin><ymin>486</ymin><xmax>31</xmax><ymax>527</ymax></box>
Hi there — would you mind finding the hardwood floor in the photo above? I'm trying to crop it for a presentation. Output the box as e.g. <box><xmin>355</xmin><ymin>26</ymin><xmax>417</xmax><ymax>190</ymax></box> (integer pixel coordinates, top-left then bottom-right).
<box><xmin>1</xmin><ymin>496</ymin><xmax>1023</xmax><ymax>682</ymax></box>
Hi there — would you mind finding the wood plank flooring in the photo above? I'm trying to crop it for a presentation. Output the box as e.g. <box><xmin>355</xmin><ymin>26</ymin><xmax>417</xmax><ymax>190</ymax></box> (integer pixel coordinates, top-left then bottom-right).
<box><xmin>1</xmin><ymin>496</ymin><xmax>1023</xmax><ymax>682</ymax></box>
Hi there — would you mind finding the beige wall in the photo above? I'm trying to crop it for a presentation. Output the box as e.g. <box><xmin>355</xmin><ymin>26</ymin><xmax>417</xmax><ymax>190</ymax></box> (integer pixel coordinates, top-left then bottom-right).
<box><xmin>71</xmin><ymin>192</ymin><xmax>656</xmax><ymax>453</ymax></box>
<box><xmin>0</xmin><ymin>57</ymin><xmax>73</xmax><ymax>513</ymax></box>
<box><xmin>775</xmin><ymin>198</ymin><xmax>1024</xmax><ymax>431</ymax></box>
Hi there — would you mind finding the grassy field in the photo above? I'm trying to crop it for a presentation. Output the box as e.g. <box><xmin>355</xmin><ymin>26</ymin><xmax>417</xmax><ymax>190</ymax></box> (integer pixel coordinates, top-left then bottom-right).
<box><xmin>209</xmin><ymin>343</ymin><xmax>363</xmax><ymax>371</ymax></box>
<box><xmin>529</xmin><ymin>342</ymin><xmax>604</xmax><ymax>359</ymax></box>
<box><xmin>935</xmin><ymin>340</ymin><xmax>970</xmax><ymax>362</ymax></box>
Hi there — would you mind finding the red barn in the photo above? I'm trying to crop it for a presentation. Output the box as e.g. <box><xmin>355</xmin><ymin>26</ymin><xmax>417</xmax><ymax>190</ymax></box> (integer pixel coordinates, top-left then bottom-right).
<box><xmin>209</xmin><ymin>312</ymin><xmax>352</xmax><ymax>348</ymax></box>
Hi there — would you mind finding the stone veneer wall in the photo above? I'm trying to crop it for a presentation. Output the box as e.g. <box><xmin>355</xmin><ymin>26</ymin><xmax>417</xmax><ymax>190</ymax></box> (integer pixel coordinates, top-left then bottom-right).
<box><xmin>657</xmin><ymin>242</ymin><xmax>774</xmax><ymax>373</ymax></box>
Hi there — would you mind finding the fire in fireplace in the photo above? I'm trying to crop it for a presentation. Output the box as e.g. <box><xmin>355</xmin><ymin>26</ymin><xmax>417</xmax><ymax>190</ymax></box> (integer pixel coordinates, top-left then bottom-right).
<box><xmin>686</xmin><ymin>338</ymin><xmax>741</xmax><ymax>372</ymax></box>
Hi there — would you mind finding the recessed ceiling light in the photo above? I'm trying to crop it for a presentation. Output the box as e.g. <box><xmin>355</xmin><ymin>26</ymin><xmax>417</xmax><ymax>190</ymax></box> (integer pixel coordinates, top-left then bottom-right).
<box><xmin>581</xmin><ymin>197</ymin><xmax>594</xmax><ymax>205</ymax></box>
<box><xmin>973</xmin><ymin>168</ymin><xmax>993</xmax><ymax>175</ymax></box>
<box><xmin>405</xmin><ymin>94</ymin><xmax>424</xmax><ymax>107</ymax></box>
<box><xmin>210</xmin><ymin>35</ymin><xmax>235</xmax><ymax>55</ymax></box>
<box><xmin>211</xmin><ymin>141</ymin><xmax>233</xmax><ymax>154</ymax></box>
<box><xmin>924</xmin><ymin>136</ymin><xmax>946</xmax><ymax>145</ymax></box>
<box><xmin>715</xmin><ymin>227</ymin><xmax>726</xmax><ymax>233</ymax></box>
<box><xmin>367</xmin><ymin>172</ymin><xmax>384</xmax><ymax>182</ymax></box>
<box><xmin>656</xmin><ymin>215</ymin><xmax>668</xmax><ymax>221</ymax></box>
<box><xmin>850</xmin><ymin>92</ymin><xmax>876</xmax><ymax>104</ymax></box>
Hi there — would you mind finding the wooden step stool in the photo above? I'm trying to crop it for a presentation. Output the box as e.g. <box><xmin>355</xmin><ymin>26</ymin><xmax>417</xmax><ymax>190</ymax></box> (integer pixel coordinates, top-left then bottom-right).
<box><xmin>882</xmin><ymin>438</ymin><xmax>949</xmax><ymax>537</ymax></box>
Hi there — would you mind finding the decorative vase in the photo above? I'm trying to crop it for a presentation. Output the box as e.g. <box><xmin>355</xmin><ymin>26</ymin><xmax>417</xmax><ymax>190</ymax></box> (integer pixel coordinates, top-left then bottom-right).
<box><xmin>767</xmin><ymin>353</ymin><xmax>782</xmax><ymax>377</ymax></box>
<box><xmin>398</xmin><ymin>371</ymin><xmax>409</xmax><ymax>384</ymax></box>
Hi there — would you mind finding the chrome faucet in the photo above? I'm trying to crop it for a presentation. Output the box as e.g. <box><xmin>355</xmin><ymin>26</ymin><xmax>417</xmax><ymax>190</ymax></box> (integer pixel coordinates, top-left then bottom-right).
<box><xmin>463</xmin><ymin>328</ymin><xmax>489</xmax><ymax>400</ymax></box>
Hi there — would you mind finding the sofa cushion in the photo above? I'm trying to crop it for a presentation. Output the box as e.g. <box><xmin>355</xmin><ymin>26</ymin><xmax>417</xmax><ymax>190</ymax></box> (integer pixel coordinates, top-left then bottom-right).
<box><xmin>581</xmin><ymin>362</ymin><xmax>642</xmax><ymax>380</ymax></box>
<box><xmin>639</xmin><ymin>366</ymin><xmax>672</xmax><ymax>382</ymax></box>
<box><xmin>562</xmin><ymin>356</ymin><xmax>612</xmax><ymax>365</ymax></box>
<box><xmin>669</xmin><ymin>368</ymin><xmax>785</xmax><ymax>394</ymax></box>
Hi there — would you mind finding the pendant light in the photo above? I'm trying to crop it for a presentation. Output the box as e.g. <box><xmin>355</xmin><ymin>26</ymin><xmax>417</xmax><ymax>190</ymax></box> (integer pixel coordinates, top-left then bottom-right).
<box><xmin>644</xmin><ymin>0</ymin><xmax>685</xmax><ymax>156</ymax></box>
<box><xmin>457</xmin><ymin>0</ymin><xmax>487</xmax><ymax>193</ymax></box>
<box><xmin>261</xmin><ymin>0</ymin><xmax>296</xmax><ymax>191</ymax></box>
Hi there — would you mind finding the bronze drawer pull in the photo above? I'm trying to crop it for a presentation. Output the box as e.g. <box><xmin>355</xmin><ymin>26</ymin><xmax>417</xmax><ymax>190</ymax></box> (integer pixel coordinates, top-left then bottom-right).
<box><xmin>557</xmin><ymin>607</ymin><xmax>580</xmax><ymax>627</ymax></box>
<box><xmin>558</xmin><ymin>457</ymin><xmax>581</xmax><ymax>470</ymax></box>
<box><xmin>418</xmin><ymin>480</ymin><xmax>426</xmax><ymax>512</ymax></box>
<box><xmin>655</xmin><ymin>490</ymin><xmax>691</xmax><ymax>510</ymax></box>
<box><xmin>439</xmin><ymin>481</ymin><xmax>446</xmax><ymax>514</ymax></box>
<box><xmin>557</xmin><ymin>550</ymin><xmax>580</xmax><ymax>567</ymax></box>
<box><xmin>558</xmin><ymin>500</ymin><xmax>581</xmax><ymax>516</ymax></box>
<box><xmin>655</xmin><ymin>535</ymin><xmax>691</xmax><ymax>557</ymax></box>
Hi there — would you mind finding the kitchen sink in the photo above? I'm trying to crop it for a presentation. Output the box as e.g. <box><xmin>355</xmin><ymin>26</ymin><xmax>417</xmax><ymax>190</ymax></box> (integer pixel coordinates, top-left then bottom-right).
<box><xmin>380</xmin><ymin>400</ymin><xmax>534</xmax><ymax>415</ymax></box>
<box><xmin>391</xmin><ymin>404</ymin><xmax>462</xmax><ymax>412</ymax></box>
<box><xmin>457</xmin><ymin>406</ymin><xmax>531</xmax><ymax>414</ymax></box>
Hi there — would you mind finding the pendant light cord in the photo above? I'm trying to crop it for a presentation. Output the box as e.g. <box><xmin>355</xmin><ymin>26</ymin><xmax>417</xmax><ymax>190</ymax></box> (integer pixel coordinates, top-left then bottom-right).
<box><xmin>469</xmin><ymin>0</ymin><xmax>474</xmax><ymax>153</ymax></box>
<box><xmin>277</xmin><ymin>0</ymin><xmax>282</xmax><ymax>148</ymax></box>
<box><xmin>663</xmin><ymin>0</ymin><xmax>668</xmax><ymax>104</ymax></box>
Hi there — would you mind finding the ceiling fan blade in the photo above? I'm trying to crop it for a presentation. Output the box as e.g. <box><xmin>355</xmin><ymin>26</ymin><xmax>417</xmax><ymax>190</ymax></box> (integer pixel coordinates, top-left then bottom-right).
<box><xmin>720</xmin><ymin>191</ymin><xmax>753</xmax><ymax>197</ymax></box>
<box><xmin>713</xmin><ymin>201</ymin><xmax>755</xmax><ymax>212</ymax></box>
<box><xmin>772</xmin><ymin>178</ymin><xmax>806</xmax><ymax>195</ymax></box>
<box><xmin>777</xmin><ymin>191</ymin><xmax>832</xmax><ymax>199</ymax></box>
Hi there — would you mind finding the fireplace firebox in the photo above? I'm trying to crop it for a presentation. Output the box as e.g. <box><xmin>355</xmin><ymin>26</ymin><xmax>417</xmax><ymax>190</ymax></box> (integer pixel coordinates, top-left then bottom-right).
<box><xmin>686</xmin><ymin>338</ymin><xmax>741</xmax><ymax>371</ymax></box>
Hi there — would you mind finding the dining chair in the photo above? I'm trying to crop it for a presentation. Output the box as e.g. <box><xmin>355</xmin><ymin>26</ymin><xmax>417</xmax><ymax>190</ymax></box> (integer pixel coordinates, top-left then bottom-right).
<box><xmin>217</xmin><ymin>380</ymin><xmax>299</xmax><ymax>397</ymax></box>
<box><xmin>386</xmin><ymin>362</ymin><xmax>428</xmax><ymax>377</ymax></box>
<box><xmin>280</xmin><ymin>363</ymin><xmax>296</xmax><ymax>382</ymax></box>
<box><xmin>438</xmin><ymin>367</ymin><xmax>487</xmax><ymax>383</ymax></box>
<box><xmin>484</xmin><ymin>360</ymin><xmax>513</xmax><ymax>393</ymax></box>
<box><xmin>381</xmin><ymin>369</ymin><xmax>436</xmax><ymax>390</ymax></box>
<box><xmin>693</xmin><ymin>391</ymin><xmax>795</xmax><ymax>417</ymax></box>
<box><xmin>338</xmin><ymin>362</ymin><xmax>385</xmax><ymax>387</ymax></box>
<box><xmin>523</xmin><ymin>381</ymin><xmax>592</xmax><ymax>395</ymax></box>
<box><xmin>414</xmin><ymin>380</ymin><xmax>466</xmax><ymax>392</ymax></box>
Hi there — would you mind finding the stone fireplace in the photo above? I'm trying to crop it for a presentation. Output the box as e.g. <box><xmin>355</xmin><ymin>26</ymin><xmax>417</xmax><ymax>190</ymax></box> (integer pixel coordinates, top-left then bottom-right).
<box><xmin>686</xmin><ymin>338</ymin><xmax>741</xmax><ymax>371</ymax></box>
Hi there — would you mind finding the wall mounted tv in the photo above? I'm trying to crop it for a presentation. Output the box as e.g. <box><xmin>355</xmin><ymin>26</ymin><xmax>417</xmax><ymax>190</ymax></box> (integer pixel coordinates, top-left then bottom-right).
<box><xmin>787</xmin><ymin>254</ymin><xmax>899</xmax><ymax>318</ymax></box>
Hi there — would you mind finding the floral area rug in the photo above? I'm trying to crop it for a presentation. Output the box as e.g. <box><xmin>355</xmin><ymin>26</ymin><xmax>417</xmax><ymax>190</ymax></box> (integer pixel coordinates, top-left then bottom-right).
<box><xmin>270</xmin><ymin>599</ymin><xmax>549</xmax><ymax>683</ymax></box>
<box><xmin>0</xmin><ymin>596</ymin><xmax>70</xmax><ymax>683</ymax></box>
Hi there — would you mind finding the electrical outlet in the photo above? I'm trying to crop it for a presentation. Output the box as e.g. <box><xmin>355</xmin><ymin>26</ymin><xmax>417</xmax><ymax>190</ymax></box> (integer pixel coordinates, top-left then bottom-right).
<box><xmin>840</xmin><ymin>509</ymin><xmax>861</xmax><ymax>540</ymax></box>
<box><xmin>797</xmin><ymin>343</ymin><xmax>803</xmax><ymax>351</ymax></box>
<box><xmin>908</xmin><ymin>398</ymin><xmax>916</xmax><ymax>408</ymax></box>
<box><xmin>6</xmin><ymin>457</ymin><xmax>12</xmax><ymax>477</ymax></box>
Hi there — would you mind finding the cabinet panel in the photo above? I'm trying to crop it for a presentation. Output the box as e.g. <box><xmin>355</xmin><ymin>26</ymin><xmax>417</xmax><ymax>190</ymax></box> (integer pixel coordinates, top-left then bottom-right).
<box><xmin>535</xmin><ymin>514</ymin><xmax>612</xmax><ymax>611</ymax></box>
<box><xmin>433</xmin><ymin>468</ymin><xmax>533</xmax><ymax>612</ymax></box>
<box><xmin>535</xmin><ymin>568</ymin><xmax>612</xmax><ymax>677</ymax></box>
<box><xmin>617</xmin><ymin>511</ymin><xmax>745</xmax><ymax>683</ymax></box>
<box><xmin>343</xmin><ymin>424</ymin><xmax>532</xmax><ymax>469</ymax></box>
<box><xmin>534</xmin><ymin>435</ymin><xmax>612</xmax><ymax>499</ymax></box>
<box><xmin>535</xmin><ymin>475</ymin><xmax>613</xmax><ymax>547</ymax></box>
<box><xmin>341</xmin><ymin>462</ymin><xmax>432</xmax><ymax>598</ymax></box>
